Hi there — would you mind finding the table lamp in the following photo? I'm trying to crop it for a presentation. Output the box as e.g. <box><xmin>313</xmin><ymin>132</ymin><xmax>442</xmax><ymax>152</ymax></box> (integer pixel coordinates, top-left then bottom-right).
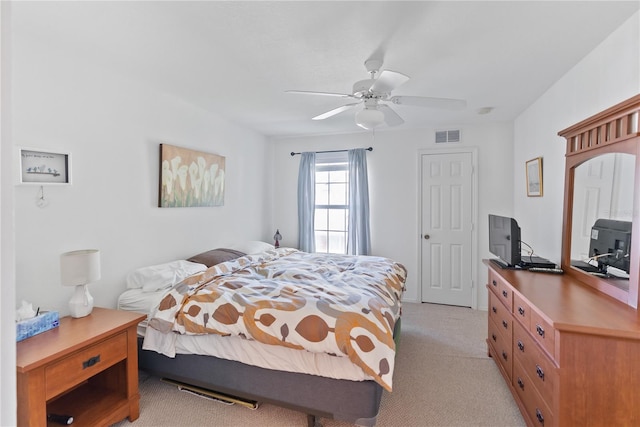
<box><xmin>274</xmin><ymin>229</ymin><xmax>282</xmax><ymax>248</ymax></box>
<box><xmin>60</xmin><ymin>249</ymin><xmax>101</xmax><ymax>318</ymax></box>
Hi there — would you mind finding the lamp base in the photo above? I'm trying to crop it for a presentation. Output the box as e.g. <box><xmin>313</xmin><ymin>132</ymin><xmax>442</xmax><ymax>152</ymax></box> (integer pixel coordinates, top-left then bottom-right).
<box><xmin>69</xmin><ymin>284</ymin><xmax>94</xmax><ymax>318</ymax></box>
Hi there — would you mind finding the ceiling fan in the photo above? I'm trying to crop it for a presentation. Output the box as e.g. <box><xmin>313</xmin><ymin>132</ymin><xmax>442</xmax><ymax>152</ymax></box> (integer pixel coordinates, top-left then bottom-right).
<box><xmin>286</xmin><ymin>59</ymin><xmax>467</xmax><ymax>130</ymax></box>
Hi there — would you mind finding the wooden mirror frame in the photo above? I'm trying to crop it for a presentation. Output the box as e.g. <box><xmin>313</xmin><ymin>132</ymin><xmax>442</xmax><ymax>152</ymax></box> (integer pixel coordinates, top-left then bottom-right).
<box><xmin>558</xmin><ymin>94</ymin><xmax>640</xmax><ymax>308</ymax></box>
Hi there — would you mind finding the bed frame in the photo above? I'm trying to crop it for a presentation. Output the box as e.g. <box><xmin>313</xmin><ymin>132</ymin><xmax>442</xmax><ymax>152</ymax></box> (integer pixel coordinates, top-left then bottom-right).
<box><xmin>137</xmin><ymin>318</ymin><xmax>401</xmax><ymax>427</ymax></box>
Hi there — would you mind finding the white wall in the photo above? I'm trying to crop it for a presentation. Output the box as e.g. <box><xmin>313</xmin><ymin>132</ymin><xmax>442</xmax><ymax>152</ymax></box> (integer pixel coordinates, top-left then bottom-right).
<box><xmin>1</xmin><ymin>1</ymin><xmax>17</xmax><ymax>424</ymax></box>
<box><xmin>513</xmin><ymin>11</ymin><xmax>640</xmax><ymax>262</ymax></box>
<box><xmin>11</xmin><ymin>11</ymin><xmax>273</xmax><ymax>317</ymax></box>
<box><xmin>271</xmin><ymin>122</ymin><xmax>514</xmax><ymax>308</ymax></box>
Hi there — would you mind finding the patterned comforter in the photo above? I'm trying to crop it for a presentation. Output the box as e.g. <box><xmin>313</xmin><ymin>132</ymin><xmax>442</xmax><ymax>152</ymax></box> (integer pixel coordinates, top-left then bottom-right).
<box><xmin>147</xmin><ymin>248</ymin><xmax>407</xmax><ymax>391</ymax></box>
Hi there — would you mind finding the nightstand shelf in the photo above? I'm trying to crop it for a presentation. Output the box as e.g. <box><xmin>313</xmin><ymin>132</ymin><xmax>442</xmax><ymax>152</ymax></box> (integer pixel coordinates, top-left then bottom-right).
<box><xmin>17</xmin><ymin>308</ymin><xmax>146</xmax><ymax>427</ymax></box>
<box><xmin>46</xmin><ymin>380</ymin><xmax>128</xmax><ymax>426</ymax></box>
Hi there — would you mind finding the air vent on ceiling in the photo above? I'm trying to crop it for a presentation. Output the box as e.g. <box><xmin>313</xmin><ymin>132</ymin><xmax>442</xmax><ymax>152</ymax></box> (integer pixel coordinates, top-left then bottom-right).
<box><xmin>435</xmin><ymin>129</ymin><xmax>461</xmax><ymax>143</ymax></box>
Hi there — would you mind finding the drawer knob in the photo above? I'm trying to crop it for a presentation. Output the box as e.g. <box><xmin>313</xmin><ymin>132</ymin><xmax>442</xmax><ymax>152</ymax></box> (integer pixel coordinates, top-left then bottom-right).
<box><xmin>492</xmin><ymin>280</ymin><xmax>497</xmax><ymax>287</ymax></box>
<box><xmin>502</xmin><ymin>320</ymin><xmax>508</xmax><ymax>329</ymax></box>
<box><xmin>536</xmin><ymin>408</ymin><xmax>545</xmax><ymax>425</ymax></box>
<box><xmin>502</xmin><ymin>290</ymin><xmax>508</xmax><ymax>298</ymax></box>
<box><xmin>501</xmin><ymin>351</ymin><xmax>508</xmax><ymax>361</ymax></box>
<box><xmin>492</xmin><ymin>306</ymin><xmax>497</xmax><ymax>314</ymax></box>
<box><xmin>491</xmin><ymin>333</ymin><xmax>497</xmax><ymax>342</ymax></box>
<box><xmin>517</xmin><ymin>340</ymin><xmax>524</xmax><ymax>352</ymax></box>
<box><xmin>82</xmin><ymin>355</ymin><xmax>101</xmax><ymax>369</ymax></box>
<box><xmin>518</xmin><ymin>306</ymin><xmax>525</xmax><ymax>316</ymax></box>
<box><xmin>536</xmin><ymin>364</ymin><xmax>545</xmax><ymax>381</ymax></box>
<box><xmin>517</xmin><ymin>377</ymin><xmax>525</xmax><ymax>390</ymax></box>
<box><xmin>536</xmin><ymin>324</ymin><xmax>545</xmax><ymax>338</ymax></box>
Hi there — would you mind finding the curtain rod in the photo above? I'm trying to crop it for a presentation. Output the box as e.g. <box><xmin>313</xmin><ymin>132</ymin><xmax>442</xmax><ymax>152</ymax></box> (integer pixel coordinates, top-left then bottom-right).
<box><xmin>290</xmin><ymin>147</ymin><xmax>373</xmax><ymax>156</ymax></box>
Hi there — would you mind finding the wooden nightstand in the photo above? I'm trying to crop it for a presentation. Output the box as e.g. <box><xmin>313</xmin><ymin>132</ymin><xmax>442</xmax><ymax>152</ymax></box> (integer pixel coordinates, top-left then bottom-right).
<box><xmin>16</xmin><ymin>307</ymin><xmax>146</xmax><ymax>427</ymax></box>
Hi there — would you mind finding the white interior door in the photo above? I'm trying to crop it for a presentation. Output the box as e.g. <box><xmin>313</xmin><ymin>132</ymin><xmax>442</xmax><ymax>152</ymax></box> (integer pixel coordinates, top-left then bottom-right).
<box><xmin>571</xmin><ymin>155</ymin><xmax>615</xmax><ymax>261</ymax></box>
<box><xmin>421</xmin><ymin>152</ymin><xmax>473</xmax><ymax>306</ymax></box>
<box><xmin>571</xmin><ymin>153</ymin><xmax>634</xmax><ymax>262</ymax></box>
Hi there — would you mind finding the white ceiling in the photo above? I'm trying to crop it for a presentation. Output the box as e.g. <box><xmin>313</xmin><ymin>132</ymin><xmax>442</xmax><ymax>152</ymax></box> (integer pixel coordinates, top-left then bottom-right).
<box><xmin>13</xmin><ymin>1</ymin><xmax>640</xmax><ymax>137</ymax></box>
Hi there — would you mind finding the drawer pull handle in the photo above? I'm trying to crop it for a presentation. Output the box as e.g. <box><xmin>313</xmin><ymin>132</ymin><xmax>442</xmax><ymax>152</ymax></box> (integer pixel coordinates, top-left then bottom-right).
<box><xmin>491</xmin><ymin>334</ymin><xmax>497</xmax><ymax>342</ymax></box>
<box><xmin>501</xmin><ymin>351</ymin><xmax>508</xmax><ymax>361</ymax></box>
<box><xmin>492</xmin><ymin>280</ymin><xmax>497</xmax><ymax>287</ymax></box>
<box><xmin>502</xmin><ymin>290</ymin><xmax>508</xmax><ymax>298</ymax></box>
<box><xmin>536</xmin><ymin>408</ymin><xmax>545</xmax><ymax>425</ymax></box>
<box><xmin>518</xmin><ymin>306</ymin><xmax>525</xmax><ymax>316</ymax></box>
<box><xmin>492</xmin><ymin>306</ymin><xmax>497</xmax><ymax>313</ymax></box>
<box><xmin>536</xmin><ymin>324</ymin><xmax>545</xmax><ymax>338</ymax></box>
<box><xmin>517</xmin><ymin>340</ymin><xmax>524</xmax><ymax>352</ymax></box>
<box><xmin>536</xmin><ymin>365</ymin><xmax>545</xmax><ymax>381</ymax></box>
<box><xmin>502</xmin><ymin>320</ymin><xmax>508</xmax><ymax>329</ymax></box>
<box><xmin>517</xmin><ymin>377</ymin><xmax>525</xmax><ymax>390</ymax></box>
<box><xmin>82</xmin><ymin>355</ymin><xmax>101</xmax><ymax>369</ymax></box>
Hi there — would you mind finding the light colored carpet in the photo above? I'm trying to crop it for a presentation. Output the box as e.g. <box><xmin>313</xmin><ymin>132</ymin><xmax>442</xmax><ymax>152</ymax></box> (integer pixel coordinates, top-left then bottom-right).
<box><xmin>113</xmin><ymin>302</ymin><xmax>525</xmax><ymax>426</ymax></box>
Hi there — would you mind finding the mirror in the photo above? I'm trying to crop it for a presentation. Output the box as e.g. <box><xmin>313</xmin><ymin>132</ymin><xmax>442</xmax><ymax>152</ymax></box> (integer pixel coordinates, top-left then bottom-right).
<box><xmin>570</xmin><ymin>153</ymin><xmax>635</xmax><ymax>291</ymax></box>
<box><xmin>559</xmin><ymin>94</ymin><xmax>640</xmax><ymax>308</ymax></box>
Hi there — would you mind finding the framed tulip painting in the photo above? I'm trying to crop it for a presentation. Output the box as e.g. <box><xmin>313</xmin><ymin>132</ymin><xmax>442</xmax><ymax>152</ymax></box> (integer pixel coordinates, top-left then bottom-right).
<box><xmin>159</xmin><ymin>144</ymin><xmax>225</xmax><ymax>207</ymax></box>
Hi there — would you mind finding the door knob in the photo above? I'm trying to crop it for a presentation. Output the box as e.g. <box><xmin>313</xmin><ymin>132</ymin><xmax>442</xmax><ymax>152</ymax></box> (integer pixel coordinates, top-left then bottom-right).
<box><xmin>424</xmin><ymin>234</ymin><xmax>430</xmax><ymax>240</ymax></box>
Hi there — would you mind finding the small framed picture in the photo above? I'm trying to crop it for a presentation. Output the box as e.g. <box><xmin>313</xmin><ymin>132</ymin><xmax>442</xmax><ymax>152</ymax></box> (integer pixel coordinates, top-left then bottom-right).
<box><xmin>526</xmin><ymin>157</ymin><xmax>543</xmax><ymax>197</ymax></box>
<box><xmin>19</xmin><ymin>148</ymin><xmax>71</xmax><ymax>185</ymax></box>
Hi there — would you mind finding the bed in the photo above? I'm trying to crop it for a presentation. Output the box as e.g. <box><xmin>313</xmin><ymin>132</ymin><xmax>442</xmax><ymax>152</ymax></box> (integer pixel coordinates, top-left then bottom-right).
<box><xmin>118</xmin><ymin>243</ymin><xmax>407</xmax><ymax>426</ymax></box>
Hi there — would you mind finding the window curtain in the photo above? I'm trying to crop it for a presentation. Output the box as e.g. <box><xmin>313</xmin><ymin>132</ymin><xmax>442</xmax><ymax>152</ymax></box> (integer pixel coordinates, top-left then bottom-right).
<box><xmin>347</xmin><ymin>148</ymin><xmax>371</xmax><ymax>255</ymax></box>
<box><xmin>297</xmin><ymin>152</ymin><xmax>316</xmax><ymax>252</ymax></box>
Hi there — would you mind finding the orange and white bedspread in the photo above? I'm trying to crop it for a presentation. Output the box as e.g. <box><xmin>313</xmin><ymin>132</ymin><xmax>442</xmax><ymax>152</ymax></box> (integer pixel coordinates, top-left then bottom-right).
<box><xmin>147</xmin><ymin>248</ymin><xmax>407</xmax><ymax>391</ymax></box>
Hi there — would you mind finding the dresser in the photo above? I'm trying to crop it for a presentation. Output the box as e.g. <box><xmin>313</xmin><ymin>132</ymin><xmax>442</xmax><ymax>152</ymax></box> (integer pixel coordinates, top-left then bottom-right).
<box><xmin>485</xmin><ymin>260</ymin><xmax>640</xmax><ymax>426</ymax></box>
<box><xmin>16</xmin><ymin>307</ymin><xmax>146</xmax><ymax>427</ymax></box>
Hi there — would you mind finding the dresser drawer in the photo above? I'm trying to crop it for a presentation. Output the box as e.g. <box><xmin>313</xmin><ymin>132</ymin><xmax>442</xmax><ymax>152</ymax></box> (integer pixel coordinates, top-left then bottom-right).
<box><xmin>513</xmin><ymin>321</ymin><xmax>556</xmax><ymax>405</ymax></box>
<box><xmin>513</xmin><ymin>358</ymin><xmax>555</xmax><ymax>427</ymax></box>
<box><xmin>45</xmin><ymin>332</ymin><xmax>128</xmax><ymax>400</ymax></box>
<box><xmin>488</xmin><ymin>317</ymin><xmax>512</xmax><ymax>380</ymax></box>
<box><xmin>488</xmin><ymin>270</ymin><xmax>513</xmax><ymax>311</ymax></box>
<box><xmin>530</xmin><ymin>310</ymin><xmax>555</xmax><ymax>358</ymax></box>
<box><xmin>489</xmin><ymin>291</ymin><xmax>513</xmax><ymax>342</ymax></box>
<box><xmin>513</xmin><ymin>292</ymin><xmax>531</xmax><ymax>329</ymax></box>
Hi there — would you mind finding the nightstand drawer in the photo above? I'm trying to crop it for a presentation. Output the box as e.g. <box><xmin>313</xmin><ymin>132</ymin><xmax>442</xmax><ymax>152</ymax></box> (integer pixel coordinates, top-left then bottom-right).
<box><xmin>45</xmin><ymin>331</ymin><xmax>127</xmax><ymax>399</ymax></box>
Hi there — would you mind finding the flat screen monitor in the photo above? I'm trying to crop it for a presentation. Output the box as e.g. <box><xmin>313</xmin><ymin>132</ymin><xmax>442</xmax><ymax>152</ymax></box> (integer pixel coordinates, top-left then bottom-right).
<box><xmin>488</xmin><ymin>214</ymin><xmax>521</xmax><ymax>268</ymax></box>
<box><xmin>589</xmin><ymin>218</ymin><xmax>632</xmax><ymax>273</ymax></box>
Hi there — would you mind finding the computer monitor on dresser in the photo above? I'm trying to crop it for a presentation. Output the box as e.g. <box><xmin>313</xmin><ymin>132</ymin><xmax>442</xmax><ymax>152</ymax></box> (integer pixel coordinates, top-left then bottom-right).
<box><xmin>589</xmin><ymin>218</ymin><xmax>632</xmax><ymax>274</ymax></box>
<box><xmin>488</xmin><ymin>214</ymin><xmax>521</xmax><ymax>268</ymax></box>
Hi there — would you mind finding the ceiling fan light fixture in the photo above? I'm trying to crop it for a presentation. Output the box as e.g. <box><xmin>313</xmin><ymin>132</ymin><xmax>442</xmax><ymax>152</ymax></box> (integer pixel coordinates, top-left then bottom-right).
<box><xmin>355</xmin><ymin>108</ymin><xmax>384</xmax><ymax>130</ymax></box>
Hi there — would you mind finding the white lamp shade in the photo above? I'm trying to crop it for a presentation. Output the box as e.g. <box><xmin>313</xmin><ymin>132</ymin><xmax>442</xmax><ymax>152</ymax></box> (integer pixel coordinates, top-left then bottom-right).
<box><xmin>60</xmin><ymin>249</ymin><xmax>101</xmax><ymax>286</ymax></box>
<box><xmin>355</xmin><ymin>108</ymin><xmax>385</xmax><ymax>130</ymax></box>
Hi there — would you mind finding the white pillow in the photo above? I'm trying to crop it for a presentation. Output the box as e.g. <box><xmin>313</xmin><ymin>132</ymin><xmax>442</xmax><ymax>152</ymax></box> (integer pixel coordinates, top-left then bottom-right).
<box><xmin>126</xmin><ymin>260</ymin><xmax>207</xmax><ymax>292</ymax></box>
<box><xmin>227</xmin><ymin>240</ymin><xmax>274</xmax><ymax>254</ymax></box>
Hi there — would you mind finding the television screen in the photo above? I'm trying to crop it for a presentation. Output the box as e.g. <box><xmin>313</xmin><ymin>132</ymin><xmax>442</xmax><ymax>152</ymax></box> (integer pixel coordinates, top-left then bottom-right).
<box><xmin>488</xmin><ymin>214</ymin><xmax>521</xmax><ymax>268</ymax></box>
<box><xmin>589</xmin><ymin>219</ymin><xmax>632</xmax><ymax>273</ymax></box>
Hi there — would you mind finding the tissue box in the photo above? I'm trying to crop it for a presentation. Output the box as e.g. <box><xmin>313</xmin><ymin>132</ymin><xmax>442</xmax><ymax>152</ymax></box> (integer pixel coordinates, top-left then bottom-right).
<box><xmin>16</xmin><ymin>311</ymin><xmax>60</xmax><ymax>342</ymax></box>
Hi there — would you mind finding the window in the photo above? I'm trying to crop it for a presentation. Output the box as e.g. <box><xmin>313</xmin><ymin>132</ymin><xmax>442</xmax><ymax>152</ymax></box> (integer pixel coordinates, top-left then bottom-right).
<box><xmin>314</xmin><ymin>154</ymin><xmax>348</xmax><ymax>254</ymax></box>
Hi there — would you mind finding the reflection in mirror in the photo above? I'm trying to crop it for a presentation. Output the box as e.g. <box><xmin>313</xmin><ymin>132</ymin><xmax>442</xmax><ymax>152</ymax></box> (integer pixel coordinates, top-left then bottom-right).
<box><xmin>571</xmin><ymin>153</ymin><xmax>635</xmax><ymax>287</ymax></box>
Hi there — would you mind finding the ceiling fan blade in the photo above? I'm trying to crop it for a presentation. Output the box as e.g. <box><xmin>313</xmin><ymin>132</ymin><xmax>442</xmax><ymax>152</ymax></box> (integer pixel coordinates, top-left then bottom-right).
<box><xmin>390</xmin><ymin>95</ymin><xmax>467</xmax><ymax>110</ymax></box>
<box><xmin>312</xmin><ymin>103</ymin><xmax>359</xmax><ymax>120</ymax></box>
<box><xmin>370</xmin><ymin>70</ymin><xmax>410</xmax><ymax>94</ymax></box>
<box><xmin>286</xmin><ymin>90</ymin><xmax>354</xmax><ymax>98</ymax></box>
<box><xmin>378</xmin><ymin>105</ymin><xmax>404</xmax><ymax>127</ymax></box>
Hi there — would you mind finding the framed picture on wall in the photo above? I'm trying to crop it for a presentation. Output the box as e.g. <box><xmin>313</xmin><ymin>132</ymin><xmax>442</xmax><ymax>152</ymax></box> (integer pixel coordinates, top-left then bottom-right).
<box><xmin>159</xmin><ymin>143</ymin><xmax>226</xmax><ymax>207</ymax></box>
<box><xmin>526</xmin><ymin>157</ymin><xmax>543</xmax><ymax>197</ymax></box>
<box><xmin>19</xmin><ymin>148</ymin><xmax>71</xmax><ymax>185</ymax></box>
